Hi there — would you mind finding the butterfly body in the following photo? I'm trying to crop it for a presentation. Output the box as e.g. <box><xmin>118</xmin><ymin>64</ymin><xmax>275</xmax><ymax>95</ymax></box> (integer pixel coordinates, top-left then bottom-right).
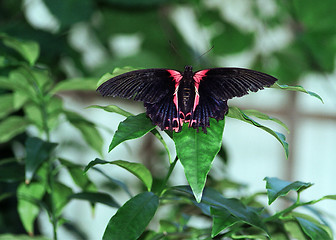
<box><xmin>97</xmin><ymin>66</ymin><xmax>278</xmax><ymax>133</ymax></box>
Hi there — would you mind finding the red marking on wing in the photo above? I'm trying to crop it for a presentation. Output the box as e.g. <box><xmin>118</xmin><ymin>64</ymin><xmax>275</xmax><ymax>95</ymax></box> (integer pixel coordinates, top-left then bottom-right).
<box><xmin>167</xmin><ymin>69</ymin><xmax>183</xmax><ymax>86</ymax></box>
<box><xmin>192</xmin><ymin>70</ymin><xmax>208</xmax><ymax>112</ymax></box>
<box><xmin>193</xmin><ymin>69</ymin><xmax>208</xmax><ymax>83</ymax></box>
<box><xmin>167</xmin><ymin>70</ymin><xmax>183</xmax><ymax>124</ymax></box>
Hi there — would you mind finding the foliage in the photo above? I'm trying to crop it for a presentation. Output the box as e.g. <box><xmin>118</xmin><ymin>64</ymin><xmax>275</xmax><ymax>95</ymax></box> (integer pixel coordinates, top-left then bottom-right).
<box><xmin>1</xmin><ymin>0</ymin><xmax>336</xmax><ymax>239</ymax></box>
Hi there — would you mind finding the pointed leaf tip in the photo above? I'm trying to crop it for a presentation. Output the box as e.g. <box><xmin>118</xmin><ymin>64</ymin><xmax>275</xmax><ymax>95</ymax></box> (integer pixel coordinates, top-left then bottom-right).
<box><xmin>264</xmin><ymin>177</ymin><xmax>313</xmax><ymax>204</ymax></box>
<box><xmin>174</xmin><ymin>118</ymin><xmax>225</xmax><ymax>202</ymax></box>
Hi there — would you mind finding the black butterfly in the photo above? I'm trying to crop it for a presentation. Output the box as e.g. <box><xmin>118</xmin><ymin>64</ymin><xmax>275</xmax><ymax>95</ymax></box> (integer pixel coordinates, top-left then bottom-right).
<box><xmin>97</xmin><ymin>66</ymin><xmax>278</xmax><ymax>133</ymax></box>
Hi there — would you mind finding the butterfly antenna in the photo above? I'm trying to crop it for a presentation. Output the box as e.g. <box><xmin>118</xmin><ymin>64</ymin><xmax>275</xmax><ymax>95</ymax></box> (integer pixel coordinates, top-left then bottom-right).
<box><xmin>197</xmin><ymin>45</ymin><xmax>214</xmax><ymax>60</ymax></box>
<box><xmin>169</xmin><ymin>40</ymin><xmax>182</xmax><ymax>59</ymax></box>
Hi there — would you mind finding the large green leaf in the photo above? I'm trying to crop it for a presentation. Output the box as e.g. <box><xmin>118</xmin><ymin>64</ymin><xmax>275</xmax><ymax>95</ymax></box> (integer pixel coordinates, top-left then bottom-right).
<box><xmin>65</xmin><ymin>111</ymin><xmax>103</xmax><ymax>155</ymax></box>
<box><xmin>69</xmin><ymin>192</ymin><xmax>119</xmax><ymax>208</ymax></box>
<box><xmin>103</xmin><ymin>192</ymin><xmax>159</xmax><ymax>240</ymax></box>
<box><xmin>109</xmin><ymin>113</ymin><xmax>156</xmax><ymax>152</ymax></box>
<box><xmin>227</xmin><ymin>107</ymin><xmax>289</xmax><ymax>158</ymax></box>
<box><xmin>0</xmin><ymin>116</ymin><xmax>29</xmax><ymax>143</ymax></box>
<box><xmin>0</xmin><ymin>34</ymin><xmax>39</xmax><ymax>65</ymax></box>
<box><xmin>296</xmin><ymin>217</ymin><xmax>332</xmax><ymax>240</ymax></box>
<box><xmin>85</xmin><ymin>158</ymin><xmax>153</xmax><ymax>191</ymax></box>
<box><xmin>264</xmin><ymin>177</ymin><xmax>313</xmax><ymax>205</ymax></box>
<box><xmin>25</xmin><ymin>137</ymin><xmax>58</xmax><ymax>183</ymax></box>
<box><xmin>17</xmin><ymin>182</ymin><xmax>46</xmax><ymax>235</ymax></box>
<box><xmin>211</xmin><ymin>207</ymin><xmax>239</xmax><ymax>237</ymax></box>
<box><xmin>173</xmin><ymin>118</ymin><xmax>225</xmax><ymax>202</ymax></box>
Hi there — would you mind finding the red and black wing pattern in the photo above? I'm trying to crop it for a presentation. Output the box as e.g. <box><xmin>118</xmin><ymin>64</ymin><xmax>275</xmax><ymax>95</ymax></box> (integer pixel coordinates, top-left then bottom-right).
<box><xmin>190</xmin><ymin>68</ymin><xmax>278</xmax><ymax>132</ymax></box>
<box><xmin>97</xmin><ymin>68</ymin><xmax>183</xmax><ymax>132</ymax></box>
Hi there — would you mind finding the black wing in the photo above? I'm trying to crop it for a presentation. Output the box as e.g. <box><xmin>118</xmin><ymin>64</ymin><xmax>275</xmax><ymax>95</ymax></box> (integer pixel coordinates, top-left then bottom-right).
<box><xmin>196</xmin><ymin>68</ymin><xmax>277</xmax><ymax>101</ymax></box>
<box><xmin>97</xmin><ymin>68</ymin><xmax>177</xmax><ymax>104</ymax></box>
<box><xmin>97</xmin><ymin>68</ymin><xmax>184</xmax><ymax>132</ymax></box>
<box><xmin>190</xmin><ymin>68</ymin><xmax>278</xmax><ymax>132</ymax></box>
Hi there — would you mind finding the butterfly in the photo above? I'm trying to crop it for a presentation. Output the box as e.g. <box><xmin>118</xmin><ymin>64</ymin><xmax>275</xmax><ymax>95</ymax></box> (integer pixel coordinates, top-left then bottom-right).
<box><xmin>97</xmin><ymin>66</ymin><xmax>278</xmax><ymax>133</ymax></box>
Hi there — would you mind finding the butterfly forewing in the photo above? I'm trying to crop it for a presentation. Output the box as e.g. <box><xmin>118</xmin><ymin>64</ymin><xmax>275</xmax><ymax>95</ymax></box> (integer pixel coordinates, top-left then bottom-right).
<box><xmin>97</xmin><ymin>69</ymin><xmax>175</xmax><ymax>104</ymax></box>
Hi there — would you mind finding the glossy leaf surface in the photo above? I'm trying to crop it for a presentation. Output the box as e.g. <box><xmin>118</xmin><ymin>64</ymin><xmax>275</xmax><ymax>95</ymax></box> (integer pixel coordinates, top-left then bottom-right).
<box><xmin>173</xmin><ymin>118</ymin><xmax>225</xmax><ymax>202</ymax></box>
<box><xmin>103</xmin><ymin>192</ymin><xmax>159</xmax><ymax>240</ymax></box>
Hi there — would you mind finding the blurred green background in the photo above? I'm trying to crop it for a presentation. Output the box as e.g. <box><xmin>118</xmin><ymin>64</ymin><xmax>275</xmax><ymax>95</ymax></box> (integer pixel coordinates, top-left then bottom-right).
<box><xmin>1</xmin><ymin>0</ymin><xmax>336</xmax><ymax>239</ymax></box>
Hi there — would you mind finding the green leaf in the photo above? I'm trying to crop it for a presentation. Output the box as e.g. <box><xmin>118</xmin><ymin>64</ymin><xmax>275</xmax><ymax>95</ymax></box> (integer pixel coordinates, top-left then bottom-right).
<box><xmin>0</xmin><ymin>234</ymin><xmax>50</xmax><ymax>240</ymax></box>
<box><xmin>296</xmin><ymin>217</ymin><xmax>332</xmax><ymax>240</ymax></box>
<box><xmin>211</xmin><ymin>207</ymin><xmax>239</xmax><ymax>237</ymax></box>
<box><xmin>212</xmin><ymin>23</ymin><xmax>254</xmax><ymax>54</ymax></box>
<box><xmin>65</xmin><ymin>111</ymin><xmax>103</xmax><ymax>155</ymax></box>
<box><xmin>264</xmin><ymin>177</ymin><xmax>313</xmax><ymax>205</ymax></box>
<box><xmin>17</xmin><ymin>182</ymin><xmax>46</xmax><ymax>235</ymax></box>
<box><xmin>0</xmin><ymin>94</ymin><xmax>15</xmax><ymax>120</ymax></box>
<box><xmin>319</xmin><ymin>195</ymin><xmax>336</xmax><ymax>201</ymax></box>
<box><xmin>0</xmin><ymin>158</ymin><xmax>24</xmax><ymax>182</ymax></box>
<box><xmin>109</xmin><ymin>113</ymin><xmax>156</xmax><ymax>152</ymax></box>
<box><xmin>174</xmin><ymin>186</ymin><xmax>269</xmax><ymax>235</ymax></box>
<box><xmin>43</xmin><ymin>0</ymin><xmax>94</xmax><ymax>27</ymax></box>
<box><xmin>272</xmin><ymin>83</ymin><xmax>323</xmax><ymax>103</ymax></box>
<box><xmin>69</xmin><ymin>192</ymin><xmax>119</xmax><ymax>208</ymax></box>
<box><xmin>173</xmin><ymin>118</ymin><xmax>225</xmax><ymax>202</ymax></box>
<box><xmin>50</xmin><ymin>78</ymin><xmax>97</xmax><ymax>94</ymax></box>
<box><xmin>91</xmin><ymin>105</ymin><xmax>171</xmax><ymax>160</ymax></box>
<box><xmin>90</xmin><ymin>167</ymin><xmax>132</xmax><ymax>197</ymax></box>
<box><xmin>8</xmin><ymin>70</ymin><xmax>39</xmax><ymax>102</ymax></box>
<box><xmin>85</xmin><ymin>159</ymin><xmax>153</xmax><ymax>191</ymax></box>
<box><xmin>13</xmin><ymin>91</ymin><xmax>29</xmax><ymax>110</ymax></box>
<box><xmin>0</xmin><ymin>116</ymin><xmax>29</xmax><ymax>143</ymax></box>
<box><xmin>284</xmin><ymin>221</ymin><xmax>307</xmax><ymax>240</ymax></box>
<box><xmin>25</xmin><ymin>137</ymin><xmax>58</xmax><ymax>183</ymax></box>
<box><xmin>59</xmin><ymin>158</ymin><xmax>96</xmax><ymax>191</ymax></box>
<box><xmin>242</xmin><ymin>109</ymin><xmax>289</xmax><ymax>133</ymax></box>
<box><xmin>103</xmin><ymin>192</ymin><xmax>159</xmax><ymax>240</ymax></box>
<box><xmin>88</xmin><ymin>104</ymin><xmax>133</xmax><ymax>117</ymax></box>
<box><xmin>97</xmin><ymin>72</ymin><xmax>114</xmax><ymax>87</ymax></box>
<box><xmin>1</xmin><ymin>34</ymin><xmax>39</xmax><ymax>65</ymax></box>
<box><xmin>227</xmin><ymin>107</ymin><xmax>289</xmax><ymax>158</ymax></box>
<box><xmin>53</xmin><ymin>182</ymin><xmax>73</xmax><ymax>217</ymax></box>
<box><xmin>101</xmin><ymin>0</ymin><xmax>168</xmax><ymax>7</ymax></box>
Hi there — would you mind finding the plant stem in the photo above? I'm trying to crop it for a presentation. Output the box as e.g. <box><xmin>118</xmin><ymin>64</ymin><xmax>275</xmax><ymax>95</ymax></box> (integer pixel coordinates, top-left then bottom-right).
<box><xmin>23</xmin><ymin>65</ymin><xmax>57</xmax><ymax>239</ymax></box>
<box><xmin>263</xmin><ymin>192</ymin><xmax>301</xmax><ymax>223</ymax></box>
<box><xmin>158</xmin><ymin>156</ymin><xmax>178</xmax><ymax>197</ymax></box>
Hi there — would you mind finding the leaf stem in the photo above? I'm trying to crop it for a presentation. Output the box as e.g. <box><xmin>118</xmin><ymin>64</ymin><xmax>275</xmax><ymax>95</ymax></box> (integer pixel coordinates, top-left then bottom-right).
<box><xmin>263</xmin><ymin>192</ymin><xmax>301</xmax><ymax>223</ymax></box>
<box><xmin>158</xmin><ymin>156</ymin><xmax>178</xmax><ymax>197</ymax></box>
